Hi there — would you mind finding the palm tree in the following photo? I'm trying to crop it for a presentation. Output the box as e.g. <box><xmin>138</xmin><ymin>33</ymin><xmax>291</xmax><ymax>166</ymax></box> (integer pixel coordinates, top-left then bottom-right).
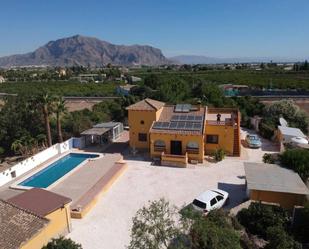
<box><xmin>38</xmin><ymin>93</ymin><xmax>53</xmax><ymax>147</ymax></box>
<box><xmin>11</xmin><ymin>139</ymin><xmax>23</xmax><ymax>155</ymax></box>
<box><xmin>54</xmin><ymin>97</ymin><xmax>67</xmax><ymax>143</ymax></box>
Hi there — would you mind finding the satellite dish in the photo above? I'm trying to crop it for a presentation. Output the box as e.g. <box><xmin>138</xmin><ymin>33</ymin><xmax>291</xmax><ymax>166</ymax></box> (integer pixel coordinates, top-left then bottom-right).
<box><xmin>279</xmin><ymin>117</ymin><xmax>288</xmax><ymax>127</ymax></box>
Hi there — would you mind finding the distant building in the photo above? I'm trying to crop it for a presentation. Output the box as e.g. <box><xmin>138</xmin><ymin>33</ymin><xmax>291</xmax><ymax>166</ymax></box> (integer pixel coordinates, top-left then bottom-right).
<box><xmin>219</xmin><ymin>84</ymin><xmax>249</xmax><ymax>96</ymax></box>
<box><xmin>116</xmin><ymin>84</ymin><xmax>137</xmax><ymax>96</ymax></box>
<box><xmin>244</xmin><ymin>162</ymin><xmax>309</xmax><ymax>209</ymax></box>
<box><xmin>58</xmin><ymin>68</ymin><xmax>67</xmax><ymax>77</ymax></box>
<box><xmin>130</xmin><ymin>76</ymin><xmax>142</xmax><ymax>82</ymax></box>
<box><xmin>0</xmin><ymin>75</ymin><xmax>6</xmax><ymax>83</ymax></box>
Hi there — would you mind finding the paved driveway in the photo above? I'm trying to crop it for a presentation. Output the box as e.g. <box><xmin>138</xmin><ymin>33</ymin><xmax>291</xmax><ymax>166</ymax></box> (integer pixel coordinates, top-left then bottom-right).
<box><xmin>68</xmin><ymin>128</ymin><xmax>279</xmax><ymax>249</ymax></box>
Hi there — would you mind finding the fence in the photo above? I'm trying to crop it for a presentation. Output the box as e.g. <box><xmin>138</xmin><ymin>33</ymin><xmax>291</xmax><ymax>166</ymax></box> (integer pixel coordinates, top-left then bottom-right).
<box><xmin>0</xmin><ymin>138</ymin><xmax>75</xmax><ymax>187</ymax></box>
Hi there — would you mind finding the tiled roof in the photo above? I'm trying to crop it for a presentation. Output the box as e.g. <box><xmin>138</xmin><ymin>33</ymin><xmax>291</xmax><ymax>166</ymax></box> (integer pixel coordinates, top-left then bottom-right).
<box><xmin>150</xmin><ymin>105</ymin><xmax>206</xmax><ymax>135</ymax></box>
<box><xmin>8</xmin><ymin>188</ymin><xmax>72</xmax><ymax>217</ymax></box>
<box><xmin>0</xmin><ymin>199</ymin><xmax>49</xmax><ymax>249</ymax></box>
<box><xmin>126</xmin><ymin>98</ymin><xmax>165</xmax><ymax>111</ymax></box>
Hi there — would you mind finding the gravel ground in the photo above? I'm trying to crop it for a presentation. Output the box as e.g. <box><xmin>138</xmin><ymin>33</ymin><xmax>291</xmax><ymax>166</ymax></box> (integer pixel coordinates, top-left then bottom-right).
<box><xmin>68</xmin><ymin>128</ymin><xmax>279</xmax><ymax>249</ymax></box>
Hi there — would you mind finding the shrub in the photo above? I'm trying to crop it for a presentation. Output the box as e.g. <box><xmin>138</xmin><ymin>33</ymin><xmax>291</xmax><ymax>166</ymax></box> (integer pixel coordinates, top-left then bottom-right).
<box><xmin>237</xmin><ymin>203</ymin><xmax>289</xmax><ymax>239</ymax></box>
<box><xmin>262</xmin><ymin>153</ymin><xmax>276</xmax><ymax>164</ymax></box>
<box><xmin>258</xmin><ymin>119</ymin><xmax>276</xmax><ymax>139</ymax></box>
<box><xmin>42</xmin><ymin>237</ymin><xmax>82</xmax><ymax>249</ymax></box>
<box><xmin>213</xmin><ymin>148</ymin><xmax>226</xmax><ymax>162</ymax></box>
<box><xmin>0</xmin><ymin>147</ymin><xmax>4</xmax><ymax>156</ymax></box>
<box><xmin>280</xmin><ymin>148</ymin><xmax>309</xmax><ymax>180</ymax></box>
<box><xmin>292</xmin><ymin>203</ymin><xmax>309</xmax><ymax>243</ymax></box>
<box><xmin>265</xmin><ymin>226</ymin><xmax>302</xmax><ymax>249</ymax></box>
<box><xmin>190</xmin><ymin>210</ymin><xmax>242</xmax><ymax>249</ymax></box>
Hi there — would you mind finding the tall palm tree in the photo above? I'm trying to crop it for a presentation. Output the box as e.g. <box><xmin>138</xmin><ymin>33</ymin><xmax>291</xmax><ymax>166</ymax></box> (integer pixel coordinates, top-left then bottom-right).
<box><xmin>54</xmin><ymin>97</ymin><xmax>67</xmax><ymax>143</ymax></box>
<box><xmin>40</xmin><ymin>93</ymin><xmax>53</xmax><ymax>147</ymax></box>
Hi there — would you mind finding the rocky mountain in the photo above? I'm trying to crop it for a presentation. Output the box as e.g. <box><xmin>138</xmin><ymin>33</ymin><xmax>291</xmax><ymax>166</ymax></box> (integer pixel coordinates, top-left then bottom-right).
<box><xmin>0</xmin><ymin>35</ymin><xmax>170</xmax><ymax>67</ymax></box>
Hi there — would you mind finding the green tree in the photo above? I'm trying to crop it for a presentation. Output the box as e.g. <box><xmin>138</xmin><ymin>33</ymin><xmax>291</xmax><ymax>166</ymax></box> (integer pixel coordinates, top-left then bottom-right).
<box><xmin>38</xmin><ymin>93</ymin><xmax>53</xmax><ymax>147</ymax></box>
<box><xmin>265</xmin><ymin>226</ymin><xmax>302</xmax><ymax>249</ymax></box>
<box><xmin>42</xmin><ymin>237</ymin><xmax>82</xmax><ymax>249</ymax></box>
<box><xmin>128</xmin><ymin>198</ymin><xmax>182</xmax><ymax>249</ymax></box>
<box><xmin>54</xmin><ymin>97</ymin><xmax>67</xmax><ymax>143</ymax></box>
<box><xmin>144</xmin><ymin>73</ymin><xmax>161</xmax><ymax>89</ymax></box>
<box><xmin>280</xmin><ymin>148</ymin><xmax>309</xmax><ymax>180</ymax></box>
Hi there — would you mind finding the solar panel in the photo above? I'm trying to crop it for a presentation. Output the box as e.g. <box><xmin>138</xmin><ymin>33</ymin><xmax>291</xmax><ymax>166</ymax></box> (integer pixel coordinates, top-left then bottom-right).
<box><xmin>171</xmin><ymin>115</ymin><xmax>180</xmax><ymax>121</ymax></box>
<box><xmin>195</xmin><ymin>115</ymin><xmax>203</xmax><ymax>121</ymax></box>
<box><xmin>175</xmin><ymin>104</ymin><xmax>183</xmax><ymax>112</ymax></box>
<box><xmin>179</xmin><ymin>115</ymin><xmax>187</xmax><ymax>121</ymax></box>
<box><xmin>193</xmin><ymin>122</ymin><xmax>202</xmax><ymax>130</ymax></box>
<box><xmin>162</xmin><ymin>122</ymin><xmax>170</xmax><ymax>128</ymax></box>
<box><xmin>185</xmin><ymin>122</ymin><xmax>194</xmax><ymax>129</ymax></box>
<box><xmin>177</xmin><ymin>122</ymin><xmax>185</xmax><ymax>129</ymax></box>
<box><xmin>152</xmin><ymin>122</ymin><xmax>163</xmax><ymax>129</ymax></box>
<box><xmin>187</xmin><ymin>115</ymin><xmax>195</xmax><ymax>121</ymax></box>
<box><xmin>169</xmin><ymin>122</ymin><xmax>177</xmax><ymax>129</ymax></box>
<box><xmin>182</xmin><ymin>104</ymin><xmax>191</xmax><ymax>112</ymax></box>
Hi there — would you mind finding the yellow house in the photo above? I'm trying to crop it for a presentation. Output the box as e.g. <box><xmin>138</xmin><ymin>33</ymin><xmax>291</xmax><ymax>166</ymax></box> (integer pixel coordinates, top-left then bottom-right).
<box><xmin>127</xmin><ymin>99</ymin><xmax>241</xmax><ymax>167</ymax></box>
<box><xmin>0</xmin><ymin>188</ymin><xmax>72</xmax><ymax>249</ymax></box>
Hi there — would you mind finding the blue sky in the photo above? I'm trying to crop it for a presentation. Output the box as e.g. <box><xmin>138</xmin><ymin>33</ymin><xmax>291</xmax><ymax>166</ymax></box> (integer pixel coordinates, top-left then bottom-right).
<box><xmin>1</xmin><ymin>0</ymin><xmax>308</xmax><ymax>59</ymax></box>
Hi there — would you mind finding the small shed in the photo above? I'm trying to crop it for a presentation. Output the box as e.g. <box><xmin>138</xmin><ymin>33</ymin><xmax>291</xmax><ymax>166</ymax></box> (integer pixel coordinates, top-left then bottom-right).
<box><xmin>277</xmin><ymin>125</ymin><xmax>307</xmax><ymax>143</ymax></box>
<box><xmin>81</xmin><ymin>122</ymin><xmax>123</xmax><ymax>147</ymax></box>
<box><xmin>244</xmin><ymin>162</ymin><xmax>309</xmax><ymax>209</ymax></box>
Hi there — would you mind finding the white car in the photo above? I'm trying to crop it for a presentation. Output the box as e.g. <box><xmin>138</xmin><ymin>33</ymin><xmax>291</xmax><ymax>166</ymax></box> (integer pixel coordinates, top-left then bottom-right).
<box><xmin>192</xmin><ymin>189</ymin><xmax>229</xmax><ymax>213</ymax></box>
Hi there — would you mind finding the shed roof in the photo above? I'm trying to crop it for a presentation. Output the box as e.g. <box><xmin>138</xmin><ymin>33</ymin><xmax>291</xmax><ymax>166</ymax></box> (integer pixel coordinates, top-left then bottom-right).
<box><xmin>8</xmin><ymin>188</ymin><xmax>71</xmax><ymax>217</ymax></box>
<box><xmin>278</xmin><ymin>125</ymin><xmax>306</xmax><ymax>138</ymax></box>
<box><xmin>93</xmin><ymin>122</ymin><xmax>121</xmax><ymax>129</ymax></box>
<box><xmin>126</xmin><ymin>98</ymin><xmax>165</xmax><ymax>111</ymax></box>
<box><xmin>81</xmin><ymin>127</ymin><xmax>110</xmax><ymax>136</ymax></box>
<box><xmin>244</xmin><ymin>162</ymin><xmax>309</xmax><ymax>195</ymax></box>
<box><xmin>0</xmin><ymin>199</ymin><xmax>49</xmax><ymax>249</ymax></box>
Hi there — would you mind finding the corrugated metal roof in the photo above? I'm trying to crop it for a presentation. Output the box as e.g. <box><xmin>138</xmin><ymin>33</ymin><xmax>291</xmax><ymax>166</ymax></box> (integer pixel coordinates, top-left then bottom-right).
<box><xmin>93</xmin><ymin>122</ymin><xmax>121</xmax><ymax>129</ymax></box>
<box><xmin>244</xmin><ymin>162</ymin><xmax>309</xmax><ymax>195</ymax></box>
<box><xmin>81</xmin><ymin>127</ymin><xmax>110</xmax><ymax>136</ymax></box>
<box><xmin>278</xmin><ymin>125</ymin><xmax>306</xmax><ymax>138</ymax></box>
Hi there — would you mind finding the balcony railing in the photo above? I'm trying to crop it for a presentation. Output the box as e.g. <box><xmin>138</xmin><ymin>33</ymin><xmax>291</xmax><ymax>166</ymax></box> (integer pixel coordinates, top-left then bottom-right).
<box><xmin>161</xmin><ymin>152</ymin><xmax>188</xmax><ymax>168</ymax></box>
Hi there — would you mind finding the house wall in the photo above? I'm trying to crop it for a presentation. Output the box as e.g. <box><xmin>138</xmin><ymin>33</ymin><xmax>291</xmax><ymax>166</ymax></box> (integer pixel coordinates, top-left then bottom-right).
<box><xmin>21</xmin><ymin>204</ymin><xmax>71</xmax><ymax>249</ymax></box>
<box><xmin>249</xmin><ymin>189</ymin><xmax>306</xmax><ymax>209</ymax></box>
<box><xmin>128</xmin><ymin>109</ymin><xmax>161</xmax><ymax>149</ymax></box>
<box><xmin>204</xmin><ymin>125</ymin><xmax>235</xmax><ymax>155</ymax></box>
<box><xmin>0</xmin><ymin>139</ymin><xmax>74</xmax><ymax>187</ymax></box>
<box><xmin>150</xmin><ymin>133</ymin><xmax>204</xmax><ymax>162</ymax></box>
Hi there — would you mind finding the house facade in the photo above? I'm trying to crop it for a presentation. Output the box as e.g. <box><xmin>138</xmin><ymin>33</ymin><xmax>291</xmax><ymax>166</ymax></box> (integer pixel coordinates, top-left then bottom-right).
<box><xmin>127</xmin><ymin>98</ymin><xmax>241</xmax><ymax>166</ymax></box>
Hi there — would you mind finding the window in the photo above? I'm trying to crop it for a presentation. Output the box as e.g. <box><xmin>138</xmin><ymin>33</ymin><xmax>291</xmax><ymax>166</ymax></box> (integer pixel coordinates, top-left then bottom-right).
<box><xmin>154</xmin><ymin>140</ymin><xmax>166</xmax><ymax>152</ymax></box>
<box><xmin>193</xmin><ymin>199</ymin><xmax>206</xmax><ymax>209</ymax></box>
<box><xmin>138</xmin><ymin>133</ymin><xmax>147</xmax><ymax>142</ymax></box>
<box><xmin>206</xmin><ymin>135</ymin><xmax>219</xmax><ymax>144</ymax></box>
<box><xmin>140</xmin><ymin>120</ymin><xmax>145</xmax><ymax>125</ymax></box>
<box><xmin>186</xmin><ymin>141</ymin><xmax>199</xmax><ymax>154</ymax></box>
<box><xmin>216</xmin><ymin>195</ymin><xmax>224</xmax><ymax>202</ymax></box>
<box><xmin>210</xmin><ymin>198</ymin><xmax>217</xmax><ymax>206</ymax></box>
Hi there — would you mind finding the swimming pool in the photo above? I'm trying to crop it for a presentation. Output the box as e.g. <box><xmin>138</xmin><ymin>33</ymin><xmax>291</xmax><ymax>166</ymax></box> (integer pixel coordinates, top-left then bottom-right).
<box><xmin>19</xmin><ymin>153</ymin><xmax>99</xmax><ymax>188</ymax></box>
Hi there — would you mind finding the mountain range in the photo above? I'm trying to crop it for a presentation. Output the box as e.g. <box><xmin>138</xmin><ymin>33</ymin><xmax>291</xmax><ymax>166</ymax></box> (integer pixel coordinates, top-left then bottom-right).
<box><xmin>0</xmin><ymin>35</ymin><xmax>170</xmax><ymax>67</ymax></box>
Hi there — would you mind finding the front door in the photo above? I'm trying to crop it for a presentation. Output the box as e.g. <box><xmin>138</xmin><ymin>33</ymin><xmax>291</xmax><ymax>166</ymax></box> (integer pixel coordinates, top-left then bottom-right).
<box><xmin>170</xmin><ymin>140</ymin><xmax>182</xmax><ymax>155</ymax></box>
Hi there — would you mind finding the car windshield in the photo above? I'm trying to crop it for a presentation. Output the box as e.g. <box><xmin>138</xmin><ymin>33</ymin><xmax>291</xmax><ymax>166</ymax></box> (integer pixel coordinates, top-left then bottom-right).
<box><xmin>193</xmin><ymin>199</ymin><xmax>206</xmax><ymax>209</ymax></box>
<box><xmin>212</xmin><ymin>190</ymin><xmax>223</xmax><ymax>196</ymax></box>
<box><xmin>248</xmin><ymin>135</ymin><xmax>258</xmax><ymax>140</ymax></box>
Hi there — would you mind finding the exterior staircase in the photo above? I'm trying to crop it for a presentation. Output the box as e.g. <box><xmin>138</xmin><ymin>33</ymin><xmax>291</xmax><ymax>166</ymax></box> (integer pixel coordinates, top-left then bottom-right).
<box><xmin>233</xmin><ymin>111</ymin><xmax>241</xmax><ymax>156</ymax></box>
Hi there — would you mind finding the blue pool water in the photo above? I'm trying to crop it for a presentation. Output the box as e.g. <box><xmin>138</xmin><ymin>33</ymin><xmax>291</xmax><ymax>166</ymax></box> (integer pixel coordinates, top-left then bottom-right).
<box><xmin>19</xmin><ymin>153</ymin><xmax>98</xmax><ymax>188</ymax></box>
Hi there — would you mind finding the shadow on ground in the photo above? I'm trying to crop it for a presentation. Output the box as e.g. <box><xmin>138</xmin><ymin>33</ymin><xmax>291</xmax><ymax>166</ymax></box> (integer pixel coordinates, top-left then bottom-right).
<box><xmin>218</xmin><ymin>182</ymin><xmax>246</xmax><ymax>209</ymax></box>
